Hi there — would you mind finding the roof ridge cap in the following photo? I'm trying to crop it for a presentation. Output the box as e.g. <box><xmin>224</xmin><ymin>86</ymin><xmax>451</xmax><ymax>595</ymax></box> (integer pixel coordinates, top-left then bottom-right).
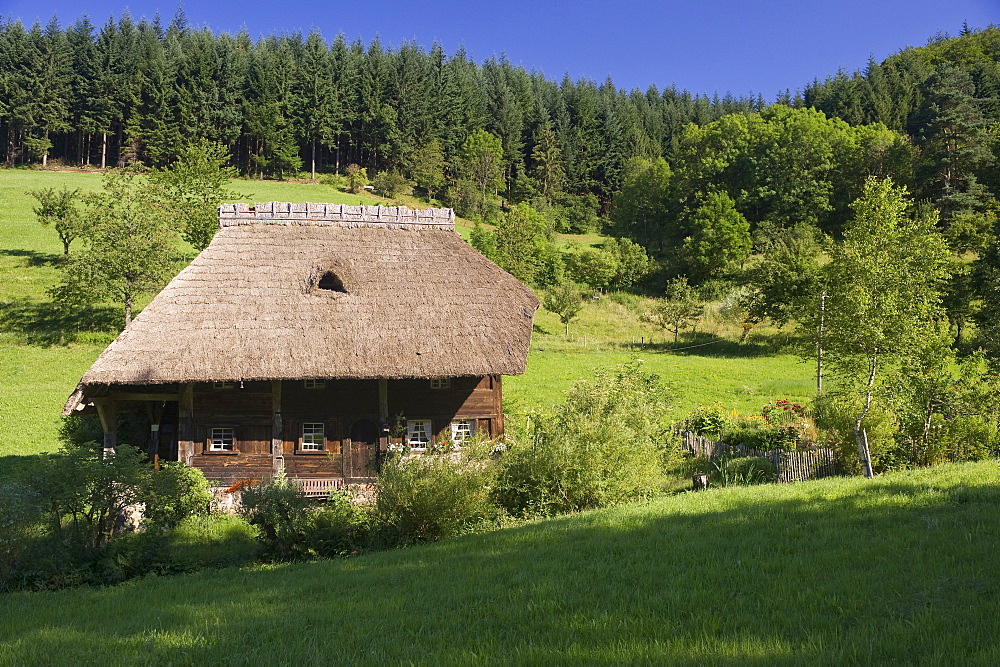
<box><xmin>217</xmin><ymin>202</ymin><xmax>455</xmax><ymax>229</ymax></box>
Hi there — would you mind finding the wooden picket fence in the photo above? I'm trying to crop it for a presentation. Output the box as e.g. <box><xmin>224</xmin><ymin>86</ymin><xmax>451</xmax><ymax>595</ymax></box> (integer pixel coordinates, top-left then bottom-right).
<box><xmin>680</xmin><ymin>431</ymin><xmax>840</xmax><ymax>483</ymax></box>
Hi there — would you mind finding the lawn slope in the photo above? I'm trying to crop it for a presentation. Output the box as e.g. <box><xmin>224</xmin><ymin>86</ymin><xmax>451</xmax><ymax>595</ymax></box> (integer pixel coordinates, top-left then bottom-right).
<box><xmin>2</xmin><ymin>461</ymin><xmax>998</xmax><ymax>663</ymax></box>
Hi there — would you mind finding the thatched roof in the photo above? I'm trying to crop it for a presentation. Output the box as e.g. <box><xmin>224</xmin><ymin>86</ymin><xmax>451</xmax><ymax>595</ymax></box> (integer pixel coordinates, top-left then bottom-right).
<box><xmin>71</xmin><ymin>202</ymin><xmax>538</xmax><ymax>392</ymax></box>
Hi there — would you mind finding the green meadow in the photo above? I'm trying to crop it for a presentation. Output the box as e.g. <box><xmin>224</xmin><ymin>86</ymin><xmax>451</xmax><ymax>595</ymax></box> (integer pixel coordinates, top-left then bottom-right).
<box><xmin>1</xmin><ymin>461</ymin><xmax>997</xmax><ymax>663</ymax></box>
<box><xmin>1</xmin><ymin>170</ymin><xmax>814</xmax><ymax>457</ymax></box>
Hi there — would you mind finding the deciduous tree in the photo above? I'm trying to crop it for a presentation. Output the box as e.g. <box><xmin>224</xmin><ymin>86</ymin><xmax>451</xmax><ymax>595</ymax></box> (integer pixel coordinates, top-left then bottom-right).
<box><xmin>29</xmin><ymin>185</ymin><xmax>83</xmax><ymax>254</ymax></box>
<box><xmin>151</xmin><ymin>138</ymin><xmax>238</xmax><ymax>250</ymax></box>
<box><xmin>53</xmin><ymin>168</ymin><xmax>179</xmax><ymax>327</ymax></box>
<box><xmin>543</xmin><ymin>281</ymin><xmax>585</xmax><ymax>337</ymax></box>
<box><xmin>682</xmin><ymin>190</ymin><xmax>751</xmax><ymax>280</ymax></box>
<box><xmin>819</xmin><ymin>177</ymin><xmax>950</xmax><ymax>477</ymax></box>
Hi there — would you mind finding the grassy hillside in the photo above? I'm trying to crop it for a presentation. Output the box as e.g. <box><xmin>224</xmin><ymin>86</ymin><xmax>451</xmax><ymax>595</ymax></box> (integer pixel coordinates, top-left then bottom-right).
<box><xmin>1</xmin><ymin>461</ymin><xmax>997</xmax><ymax>663</ymax></box>
<box><xmin>1</xmin><ymin>170</ymin><xmax>813</xmax><ymax>456</ymax></box>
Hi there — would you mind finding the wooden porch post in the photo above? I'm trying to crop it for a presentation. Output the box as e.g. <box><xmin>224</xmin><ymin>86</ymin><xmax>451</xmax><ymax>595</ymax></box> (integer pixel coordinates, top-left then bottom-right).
<box><xmin>493</xmin><ymin>374</ymin><xmax>504</xmax><ymax>436</ymax></box>
<box><xmin>94</xmin><ymin>399</ymin><xmax>118</xmax><ymax>458</ymax></box>
<box><xmin>271</xmin><ymin>380</ymin><xmax>283</xmax><ymax>476</ymax></box>
<box><xmin>177</xmin><ymin>383</ymin><xmax>194</xmax><ymax>466</ymax></box>
<box><xmin>378</xmin><ymin>378</ymin><xmax>389</xmax><ymax>469</ymax></box>
<box><xmin>145</xmin><ymin>401</ymin><xmax>165</xmax><ymax>462</ymax></box>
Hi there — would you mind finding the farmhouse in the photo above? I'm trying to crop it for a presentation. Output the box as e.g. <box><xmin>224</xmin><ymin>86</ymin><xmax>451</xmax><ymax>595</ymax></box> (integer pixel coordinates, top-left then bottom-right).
<box><xmin>63</xmin><ymin>202</ymin><xmax>539</xmax><ymax>487</ymax></box>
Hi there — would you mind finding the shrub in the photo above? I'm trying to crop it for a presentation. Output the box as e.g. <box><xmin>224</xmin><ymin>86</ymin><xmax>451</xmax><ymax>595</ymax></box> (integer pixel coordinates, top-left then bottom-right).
<box><xmin>371</xmin><ymin>171</ymin><xmax>411</xmax><ymax>198</ymax></box>
<box><xmin>375</xmin><ymin>446</ymin><xmax>499</xmax><ymax>542</ymax></box>
<box><xmin>0</xmin><ymin>479</ymin><xmax>43</xmax><ymax>587</ymax></box>
<box><xmin>239</xmin><ymin>476</ymin><xmax>370</xmax><ymax>560</ymax></box>
<box><xmin>319</xmin><ymin>172</ymin><xmax>349</xmax><ymax>190</ymax></box>
<box><xmin>1</xmin><ymin>447</ymin><xmax>225</xmax><ymax>591</ymax></box>
<box><xmin>710</xmin><ymin>456</ymin><xmax>775</xmax><ymax>487</ymax></box>
<box><xmin>345</xmin><ymin>164</ymin><xmax>369</xmax><ymax>194</ymax></box>
<box><xmin>494</xmin><ymin>361</ymin><xmax>674</xmax><ymax>516</ymax></box>
<box><xmin>144</xmin><ymin>462</ymin><xmax>212</xmax><ymax>530</ymax></box>
<box><xmin>723</xmin><ymin>425</ymin><xmax>797</xmax><ymax>451</ymax></box>
<box><xmin>685</xmin><ymin>403</ymin><xmax>729</xmax><ymax>437</ymax></box>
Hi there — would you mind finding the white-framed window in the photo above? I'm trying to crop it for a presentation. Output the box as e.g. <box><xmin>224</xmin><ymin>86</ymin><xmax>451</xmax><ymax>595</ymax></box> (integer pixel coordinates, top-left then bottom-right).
<box><xmin>406</xmin><ymin>419</ymin><xmax>432</xmax><ymax>446</ymax></box>
<box><xmin>430</xmin><ymin>377</ymin><xmax>451</xmax><ymax>390</ymax></box>
<box><xmin>450</xmin><ymin>420</ymin><xmax>474</xmax><ymax>444</ymax></box>
<box><xmin>301</xmin><ymin>422</ymin><xmax>325</xmax><ymax>451</ymax></box>
<box><xmin>209</xmin><ymin>427</ymin><xmax>235</xmax><ymax>451</ymax></box>
<box><xmin>213</xmin><ymin>381</ymin><xmax>236</xmax><ymax>390</ymax></box>
<box><xmin>303</xmin><ymin>379</ymin><xmax>326</xmax><ymax>389</ymax></box>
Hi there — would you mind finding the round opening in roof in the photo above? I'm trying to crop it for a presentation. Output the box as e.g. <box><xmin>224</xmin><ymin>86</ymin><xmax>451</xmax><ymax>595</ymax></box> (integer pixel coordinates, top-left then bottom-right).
<box><xmin>315</xmin><ymin>271</ymin><xmax>348</xmax><ymax>293</ymax></box>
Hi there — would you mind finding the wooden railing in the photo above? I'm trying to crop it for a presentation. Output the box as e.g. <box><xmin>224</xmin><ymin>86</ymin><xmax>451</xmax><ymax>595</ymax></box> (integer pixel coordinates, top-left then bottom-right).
<box><xmin>295</xmin><ymin>478</ymin><xmax>345</xmax><ymax>497</ymax></box>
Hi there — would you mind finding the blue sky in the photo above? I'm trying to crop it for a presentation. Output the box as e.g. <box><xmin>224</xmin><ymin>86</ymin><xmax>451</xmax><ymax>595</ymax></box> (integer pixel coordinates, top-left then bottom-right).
<box><xmin>2</xmin><ymin>0</ymin><xmax>997</xmax><ymax>99</ymax></box>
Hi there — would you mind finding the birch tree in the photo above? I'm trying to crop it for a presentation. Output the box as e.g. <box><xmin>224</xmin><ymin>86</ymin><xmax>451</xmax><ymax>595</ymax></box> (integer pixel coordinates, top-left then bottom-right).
<box><xmin>822</xmin><ymin>177</ymin><xmax>950</xmax><ymax>476</ymax></box>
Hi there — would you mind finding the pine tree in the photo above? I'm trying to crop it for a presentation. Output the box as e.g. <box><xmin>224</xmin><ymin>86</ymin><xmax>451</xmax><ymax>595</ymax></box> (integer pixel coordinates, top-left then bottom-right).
<box><xmin>295</xmin><ymin>30</ymin><xmax>338</xmax><ymax>180</ymax></box>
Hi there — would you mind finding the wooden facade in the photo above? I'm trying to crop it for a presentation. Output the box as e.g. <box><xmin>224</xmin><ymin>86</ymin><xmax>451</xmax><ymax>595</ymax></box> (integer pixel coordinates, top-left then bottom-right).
<box><xmin>95</xmin><ymin>375</ymin><xmax>503</xmax><ymax>486</ymax></box>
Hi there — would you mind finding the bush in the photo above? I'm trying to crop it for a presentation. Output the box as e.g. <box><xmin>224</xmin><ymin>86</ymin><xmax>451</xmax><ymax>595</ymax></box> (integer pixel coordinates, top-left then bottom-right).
<box><xmin>372</xmin><ymin>171</ymin><xmax>411</xmax><ymax>198</ymax></box>
<box><xmin>0</xmin><ymin>479</ymin><xmax>43</xmax><ymax>587</ymax></box>
<box><xmin>710</xmin><ymin>456</ymin><xmax>775</xmax><ymax>487</ymax></box>
<box><xmin>239</xmin><ymin>476</ymin><xmax>370</xmax><ymax>560</ymax></box>
<box><xmin>319</xmin><ymin>172</ymin><xmax>349</xmax><ymax>190</ymax></box>
<box><xmin>375</xmin><ymin>446</ymin><xmax>499</xmax><ymax>542</ymax></box>
<box><xmin>144</xmin><ymin>462</ymin><xmax>212</xmax><ymax>530</ymax></box>
<box><xmin>0</xmin><ymin>443</ymin><xmax>227</xmax><ymax>591</ymax></box>
<box><xmin>685</xmin><ymin>403</ymin><xmax>729</xmax><ymax>438</ymax></box>
<box><xmin>494</xmin><ymin>361</ymin><xmax>674</xmax><ymax>516</ymax></box>
<box><xmin>722</xmin><ymin>425</ymin><xmax>798</xmax><ymax>451</ymax></box>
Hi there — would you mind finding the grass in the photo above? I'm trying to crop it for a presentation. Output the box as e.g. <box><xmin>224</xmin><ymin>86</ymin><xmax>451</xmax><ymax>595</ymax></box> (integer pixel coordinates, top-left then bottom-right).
<box><xmin>1</xmin><ymin>460</ymin><xmax>997</xmax><ymax>663</ymax></box>
<box><xmin>510</xmin><ymin>293</ymin><xmax>816</xmax><ymax>421</ymax></box>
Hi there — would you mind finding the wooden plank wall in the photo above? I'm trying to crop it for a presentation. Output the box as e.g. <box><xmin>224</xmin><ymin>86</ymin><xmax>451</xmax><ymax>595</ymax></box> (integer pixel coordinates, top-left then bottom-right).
<box><xmin>186</xmin><ymin>376</ymin><xmax>504</xmax><ymax>484</ymax></box>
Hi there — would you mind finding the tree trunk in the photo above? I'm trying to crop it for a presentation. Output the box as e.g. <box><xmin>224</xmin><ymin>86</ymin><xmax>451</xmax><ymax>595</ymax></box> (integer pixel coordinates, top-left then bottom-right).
<box><xmin>124</xmin><ymin>291</ymin><xmax>133</xmax><ymax>327</ymax></box>
<box><xmin>817</xmin><ymin>290</ymin><xmax>826</xmax><ymax>394</ymax></box>
<box><xmin>311</xmin><ymin>139</ymin><xmax>317</xmax><ymax>181</ymax></box>
<box><xmin>101</xmin><ymin>131</ymin><xmax>107</xmax><ymax>170</ymax></box>
<box><xmin>853</xmin><ymin>348</ymin><xmax>878</xmax><ymax>478</ymax></box>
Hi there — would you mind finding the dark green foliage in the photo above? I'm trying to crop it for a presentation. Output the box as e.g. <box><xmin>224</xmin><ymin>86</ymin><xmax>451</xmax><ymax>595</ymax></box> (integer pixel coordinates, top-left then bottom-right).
<box><xmin>375</xmin><ymin>448</ymin><xmax>499</xmax><ymax>542</ymax></box>
<box><xmin>973</xmin><ymin>221</ymin><xmax>1000</xmax><ymax>358</ymax></box>
<box><xmin>144</xmin><ymin>462</ymin><xmax>212</xmax><ymax>530</ymax></box>
<box><xmin>742</xmin><ymin>223</ymin><xmax>823</xmax><ymax>326</ymax></box>
<box><xmin>58</xmin><ymin>413</ymin><xmax>104</xmax><ymax>447</ymax></box>
<box><xmin>238</xmin><ymin>477</ymin><xmax>370</xmax><ymax>560</ymax></box>
<box><xmin>611</xmin><ymin>157</ymin><xmax>672</xmax><ymax>249</ymax></box>
<box><xmin>493</xmin><ymin>361</ymin><xmax>674</xmax><ymax>516</ymax></box>
<box><xmin>371</xmin><ymin>170</ymin><xmax>410</xmax><ymax>199</ymax></box>
<box><xmin>682</xmin><ymin>190</ymin><xmax>751</xmax><ymax>280</ymax></box>
<box><xmin>0</xmin><ymin>443</ymin><xmax>215</xmax><ymax>590</ymax></box>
